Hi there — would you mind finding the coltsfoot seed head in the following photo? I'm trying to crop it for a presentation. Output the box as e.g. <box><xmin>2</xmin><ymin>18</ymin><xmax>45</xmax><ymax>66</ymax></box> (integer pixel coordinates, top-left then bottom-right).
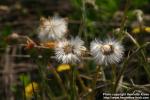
<box><xmin>38</xmin><ymin>15</ymin><xmax>68</xmax><ymax>41</ymax></box>
<box><xmin>90</xmin><ymin>39</ymin><xmax>124</xmax><ymax>65</ymax></box>
<box><xmin>55</xmin><ymin>37</ymin><xmax>86</xmax><ymax>64</ymax></box>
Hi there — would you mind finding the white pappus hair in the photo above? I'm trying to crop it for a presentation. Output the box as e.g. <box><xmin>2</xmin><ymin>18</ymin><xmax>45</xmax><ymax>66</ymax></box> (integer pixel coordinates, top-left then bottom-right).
<box><xmin>90</xmin><ymin>38</ymin><xmax>124</xmax><ymax>65</ymax></box>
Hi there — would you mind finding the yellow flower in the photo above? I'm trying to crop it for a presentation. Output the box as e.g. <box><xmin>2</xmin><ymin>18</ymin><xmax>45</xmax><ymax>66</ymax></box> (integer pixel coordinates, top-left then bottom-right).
<box><xmin>144</xmin><ymin>27</ymin><xmax>150</xmax><ymax>33</ymax></box>
<box><xmin>132</xmin><ymin>27</ymin><xmax>140</xmax><ymax>34</ymax></box>
<box><xmin>25</xmin><ymin>82</ymin><xmax>39</xmax><ymax>98</ymax></box>
<box><xmin>57</xmin><ymin>64</ymin><xmax>71</xmax><ymax>72</ymax></box>
<box><xmin>132</xmin><ymin>26</ymin><xmax>150</xmax><ymax>34</ymax></box>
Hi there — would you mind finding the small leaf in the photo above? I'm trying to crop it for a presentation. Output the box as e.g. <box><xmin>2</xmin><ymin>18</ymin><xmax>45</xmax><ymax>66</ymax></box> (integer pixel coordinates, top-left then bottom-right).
<box><xmin>19</xmin><ymin>74</ymin><xmax>30</xmax><ymax>86</ymax></box>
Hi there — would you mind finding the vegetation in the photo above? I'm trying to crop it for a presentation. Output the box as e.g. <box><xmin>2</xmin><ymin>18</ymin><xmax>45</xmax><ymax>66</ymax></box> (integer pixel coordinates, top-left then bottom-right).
<box><xmin>0</xmin><ymin>0</ymin><xmax>150</xmax><ymax>100</ymax></box>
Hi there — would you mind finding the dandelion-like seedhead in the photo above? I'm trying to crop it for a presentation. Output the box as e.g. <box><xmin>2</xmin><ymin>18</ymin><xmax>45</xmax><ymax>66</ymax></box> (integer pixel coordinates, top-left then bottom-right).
<box><xmin>55</xmin><ymin>37</ymin><xmax>85</xmax><ymax>64</ymax></box>
<box><xmin>90</xmin><ymin>39</ymin><xmax>124</xmax><ymax>65</ymax></box>
<box><xmin>38</xmin><ymin>15</ymin><xmax>68</xmax><ymax>42</ymax></box>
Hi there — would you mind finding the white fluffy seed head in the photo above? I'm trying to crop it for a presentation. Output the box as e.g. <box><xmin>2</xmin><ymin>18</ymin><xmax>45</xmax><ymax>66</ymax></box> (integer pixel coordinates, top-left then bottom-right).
<box><xmin>55</xmin><ymin>37</ymin><xmax>85</xmax><ymax>64</ymax></box>
<box><xmin>38</xmin><ymin>16</ymin><xmax>68</xmax><ymax>42</ymax></box>
<box><xmin>90</xmin><ymin>39</ymin><xmax>124</xmax><ymax>65</ymax></box>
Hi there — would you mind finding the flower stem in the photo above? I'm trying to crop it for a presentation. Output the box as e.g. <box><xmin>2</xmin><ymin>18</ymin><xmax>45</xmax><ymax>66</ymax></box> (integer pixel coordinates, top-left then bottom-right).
<box><xmin>37</xmin><ymin>62</ymin><xmax>54</xmax><ymax>99</ymax></box>
<box><xmin>118</xmin><ymin>0</ymin><xmax>131</xmax><ymax>39</ymax></box>
<box><xmin>71</xmin><ymin>65</ymin><xmax>77</xmax><ymax>100</ymax></box>
<box><xmin>31</xmin><ymin>82</ymin><xmax>38</xmax><ymax>100</ymax></box>
<box><xmin>22</xmin><ymin>75</ymin><xmax>27</xmax><ymax>100</ymax></box>
<box><xmin>111</xmin><ymin>64</ymin><xmax>116</xmax><ymax>93</ymax></box>
<box><xmin>76</xmin><ymin>70</ymin><xmax>87</xmax><ymax>92</ymax></box>
<box><xmin>50</xmin><ymin>66</ymin><xmax>68</xmax><ymax>99</ymax></box>
<box><xmin>91</xmin><ymin>65</ymin><xmax>101</xmax><ymax>100</ymax></box>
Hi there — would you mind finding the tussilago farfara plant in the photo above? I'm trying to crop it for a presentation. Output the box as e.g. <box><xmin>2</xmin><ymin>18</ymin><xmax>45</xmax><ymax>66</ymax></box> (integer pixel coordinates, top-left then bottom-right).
<box><xmin>19</xmin><ymin>14</ymin><xmax>125</xmax><ymax>100</ymax></box>
<box><xmin>8</xmin><ymin>9</ymin><xmax>150</xmax><ymax>100</ymax></box>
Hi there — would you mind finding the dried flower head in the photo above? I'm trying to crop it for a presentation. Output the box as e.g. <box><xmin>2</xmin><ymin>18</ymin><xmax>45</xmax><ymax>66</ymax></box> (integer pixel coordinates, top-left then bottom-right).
<box><xmin>25</xmin><ymin>40</ymin><xmax>36</xmax><ymax>49</ymax></box>
<box><xmin>38</xmin><ymin>15</ymin><xmax>68</xmax><ymax>41</ymax></box>
<box><xmin>41</xmin><ymin>41</ymin><xmax>57</xmax><ymax>49</ymax></box>
<box><xmin>90</xmin><ymin>39</ymin><xmax>124</xmax><ymax>65</ymax></box>
<box><xmin>55</xmin><ymin>37</ymin><xmax>85</xmax><ymax>64</ymax></box>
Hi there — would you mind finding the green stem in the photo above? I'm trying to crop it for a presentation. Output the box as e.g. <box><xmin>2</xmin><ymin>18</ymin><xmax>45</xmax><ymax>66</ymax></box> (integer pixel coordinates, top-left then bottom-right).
<box><xmin>100</xmin><ymin>66</ymin><xmax>106</xmax><ymax>81</ymax></box>
<box><xmin>82</xmin><ymin>0</ymin><xmax>87</xmax><ymax>35</ymax></box>
<box><xmin>31</xmin><ymin>81</ymin><xmax>38</xmax><ymax>100</ymax></box>
<box><xmin>38</xmin><ymin>62</ymin><xmax>54</xmax><ymax>99</ymax></box>
<box><xmin>119</xmin><ymin>0</ymin><xmax>131</xmax><ymax>39</ymax></box>
<box><xmin>78</xmin><ymin>0</ymin><xmax>87</xmax><ymax>41</ymax></box>
<box><xmin>91</xmin><ymin>65</ymin><xmax>101</xmax><ymax>100</ymax></box>
<box><xmin>71</xmin><ymin>65</ymin><xmax>77</xmax><ymax>100</ymax></box>
<box><xmin>76</xmin><ymin>70</ymin><xmax>87</xmax><ymax>93</ymax></box>
<box><xmin>111</xmin><ymin>64</ymin><xmax>116</xmax><ymax>93</ymax></box>
<box><xmin>22</xmin><ymin>75</ymin><xmax>27</xmax><ymax>100</ymax></box>
<box><xmin>50</xmin><ymin>66</ymin><xmax>68</xmax><ymax>99</ymax></box>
